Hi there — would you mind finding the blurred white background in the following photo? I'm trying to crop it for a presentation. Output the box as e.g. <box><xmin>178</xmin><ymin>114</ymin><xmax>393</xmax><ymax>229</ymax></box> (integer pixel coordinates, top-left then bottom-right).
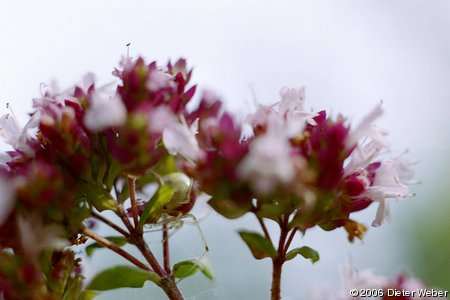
<box><xmin>1</xmin><ymin>1</ymin><xmax>449</xmax><ymax>299</ymax></box>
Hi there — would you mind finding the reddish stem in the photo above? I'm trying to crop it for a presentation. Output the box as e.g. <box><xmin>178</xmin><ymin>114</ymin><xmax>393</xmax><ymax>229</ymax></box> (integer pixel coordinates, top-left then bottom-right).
<box><xmin>256</xmin><ymin>215</ymin><xmax>272</xmax><ymax>242</ymax></box>
<box><xmin>163</xmin><ymin>221</ymin><xmax>171</xmax><ymax>274</ymax></box>
<box><xmin>132</xmin><ymin>237</ymin><xmax>184</xmax><ymax>300</ymax></box>
<box><xmin>128</xmin><ymin>177</ymin><xmax>139</xmax><ymax>228</ymax></box>
<box><xmin>92</xmin><ymin>211</ymin><xmax>130</xmax><ymax>237</ymax></box>
<box><xmin>271</xmin><ymin>257</ymin><xmax>284</xmax><ymax>300</ymax></box>
<box><xmin>283</xmin><ymin>227</ymin><xmax>298</xmax><ymax>256</ymax></box>
<box><xmin>82</xmin><ymin>227</ymin><xmax>149</xmax><ymax>271</ymax></box>
<box><xmin>115</xmin><ymin>179</ymin><xmax>184</xmax><ymax>299</ymax></box>
<box><xmin>271</xmin><ymin>217</ymin><xmax>289</xmax><ymax>300</ymax></box>
<box><xmin>115</xmin><ymin>202</ymin><xmax>134</xmax><ymax>233</ymax></box>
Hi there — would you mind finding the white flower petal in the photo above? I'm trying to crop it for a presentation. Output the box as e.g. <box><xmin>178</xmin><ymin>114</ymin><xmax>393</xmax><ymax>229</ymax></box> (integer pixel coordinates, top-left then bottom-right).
<box><xmin>0</xmin><ymin>111</ymin><xmax>38</xmax><ymax>156</ymax></box>
<box><xmin>80</xmin><ymin>72</ymin><xmax>96</xmax><ymax>91</ymax></box>
<box><xmin>84</xmin><ymin>89</ymin><xmax>126</xmax><ymax>132</ymax></box>
<box><xmin>393</xmin><ymin>151</ymin><xmax>418</xmax><ymax>183</ymax></box>
<box><xmin>344</xmin><ymin>130</ymin><xmax>390</xmax><ymax>177</ymax></box>
<box><xmin>372</xmin><ymin>199</ymin><xmax>390</xmax><ymax>227</ymax></box>
<box><xmin>279</xmin><ymin>87</ymin><xmax>306</xmax><ymax>114</ymax></box>
<box><xmin>347</xmin><ymin>103</ymin><xmax>389</xmax><ymax>149</ymax></box>
<box><xmin>244</xmin><ymin>104</ymin><xmax>276</xmax><ymax>129</ymax></box>
<box><xmin>147</xmin><ymin>106</ymin><xmax>177</xmax><ymax>133</ymax></box>
<box><xmin>361</xmin><ymin>161</ymin><xmax>413</xmax><ymax>227</ymax></box>
<box><xmin>163</xmin><ymin>120</ymin><xmax>203</xmax><ymax>161</ymax></box>
<box><xmin>0</xmin><ymin>114</ymin><xmax>21</xmax><ymax>146</ymax></box>
<box><xmin>146</xmin><ymin>69</ymin><xmax>175</xmax><ymax>92</ymax></box>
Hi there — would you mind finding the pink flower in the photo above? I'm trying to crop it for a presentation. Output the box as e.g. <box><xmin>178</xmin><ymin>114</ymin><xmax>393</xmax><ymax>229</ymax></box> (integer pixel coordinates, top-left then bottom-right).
<box><xmin>278</xmin><ymin>87</ymin><xmax>317</xmax><ymax>136</ymax></box>
<box><xmin>363</xmin><ymin>160</ymin><xmax>413</xmax><ymax>227</ymax></box>
<box><xmin>346</xmin><ymin>103</ymin><xmax>389</xmax><ymax>150</ymax></box>
<box><xmin>32</xmin><ymin>73</ymin><xmax>95</xmax><ymax>108</ymax></box>
<box><xmin>238</xmin><ymin>121</ymin><xmax>296</xmax><ymax>195</ymax></box>
<box><xmin>0</xmin><ymin>107</ymin><xmax>39</xmax><ymax>156</ymax></box>
<box><xmin>338</xmin><ymin>263</ymin><xmax>389</xmax><ymax>299</ymax></box>
<box><xmin>244</xmin><ymin>104</ymin><xmax>276</xmax><ymax>135</ymax></box>
<box><xmin>245</xmin><ymin>87</ymin><xmax>317</xmax><ymax>138</ymax></box>
<box><xmin>341</xmin><ymin>103</ymin><xmax>415</xmax><ymax>227</ymax></box>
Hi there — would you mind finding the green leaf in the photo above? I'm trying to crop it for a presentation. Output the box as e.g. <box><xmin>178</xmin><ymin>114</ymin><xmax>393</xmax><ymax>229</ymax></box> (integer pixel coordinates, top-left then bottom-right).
<box><xmin>79</xmin><ymin>290</ymin><xmax>98</xmax><ymax>300</ymax></box>
<box><xmin>172</xmin><ymin>259</ymin><xmax>214</xmax><ymax>280</ymax></box>
<box><xmin>137</xmin><ymin>184</ymin><xmax>174</xmax><ymax>230</ymax></box>
<box><xmin>173</xmin><ymin>260</ymin><xmax>198</xmax><ymax>279</ymax></box>
<box><xmin>196</xmin><ymin>258</ymin><xmax>214</xmax><ymax>280</ymax></box>
<box><xmin>85</xmin><ymin>236</ymin><xmax>128</xmax><ymax>257</ymax></box>
<box><xmin>238</xmin><ymin>230</ymin><xmax>277</xmax><ymax>259</ymax></box>
<box><xmin>285</xmin><ymin>246</ymin><xmax>320</xmax><ymax>263</ymax></box>
<box><xmin>208</xmin><ymin>198</ymin><xmax>251</xmax><ymax>219</ymax></box>
<box><xmin>87</xmin><ymin>266</ymin><xmax>159</xmax><ymax>291</ymax></box>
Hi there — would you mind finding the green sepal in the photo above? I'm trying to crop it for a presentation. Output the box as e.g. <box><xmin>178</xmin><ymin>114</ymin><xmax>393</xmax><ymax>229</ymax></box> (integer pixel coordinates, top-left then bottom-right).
<box><xmin>238</xmin><ymin>230</ymin><xmax>277</xmax><ymax>259</ymax></box>
<box><xmin>91</xmin><ymin>155</ymin><xmax>107</xmax><ymax>185</ymax></box>
<box><xmin>87</xmin><ymin>265</ymin><xmax>159</xmax><ymax>291</ymax></box>
<box><xmin>62</xmin><ymin>274</ymin><xmax>85</xmax><ymax>300</ymax></box>
<box><xmin>137</xmin><ymin>184</ymin><xmax>174</xmax><ymax>231</ymax></box>
<box><xmin>256</xmin><ymin>199</ymin><xmax>297</xmax><ymax>222</ymax></box>
<box><xmin>172</xmin><ymin>258</ymin><xmax>214</xmax><ymax>280</ymax></box>
<box><xmin>67</xmin><ymin>201</ymin><xmax>91</xmax><ymax>235</ymax></box>
<box><xmin>79</xmin><ymin>183</ymin><xmax>117</xmax><ymax>212</ymax></box>
<box><xmin>152</xmin><ymin>154</ymin><xmax>178</xmax><ymax>176</ymax></box>
<box><xmin>208</xmin><ymin>198</ymin><xmax>251</xmax><ymax>219</ymax></box>
<box><xmin>117</xmin><ymin>180</ymin><xmax>130</xmax><ymax>204</ymax></box>
<box><xmin>85</xmin><ymin>236</ymin><xmax>128</xmax><ymax>257</ymax></box>
<box><xmin>105</xmin><ymin>159</ymin><xmax>123</xmax><ymax>192</ymax></box>
<box><xmin>285</xmin><ymin>246</ymin><xmax>320</xmax><ymax>263</ymax></box>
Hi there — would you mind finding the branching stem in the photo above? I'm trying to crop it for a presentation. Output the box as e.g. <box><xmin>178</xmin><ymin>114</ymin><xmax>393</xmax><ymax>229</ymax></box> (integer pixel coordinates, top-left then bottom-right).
<box><xmin>256</xmin><ymin>215</ymin><xmax>272</xmax><ymax>243</ymax></box>
<box><xmin>271</xmin><ymin>216</ymin><xmax>290</xmax><ymax>300</ymax></box>
<box><xmin>283</xmin><ymin>227</ymin><xmax>298</xmax><ymax>256</ymax></box>
<box><xmin>82</xmin><ymin>227</ymin><xmax>149</xmax><ymax>271</ymax></box>
<box><xmin>92</xmin><ymin>211</ymin><xmax>130</xmax><ymax>237</ymax></box>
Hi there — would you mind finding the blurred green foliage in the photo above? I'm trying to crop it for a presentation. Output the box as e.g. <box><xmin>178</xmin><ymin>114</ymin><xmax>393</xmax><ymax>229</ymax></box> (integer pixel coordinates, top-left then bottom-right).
<box><xmin>408</xmin><ymin>172</ymin><xmax>450</xmax><ymax>291</ymax></box>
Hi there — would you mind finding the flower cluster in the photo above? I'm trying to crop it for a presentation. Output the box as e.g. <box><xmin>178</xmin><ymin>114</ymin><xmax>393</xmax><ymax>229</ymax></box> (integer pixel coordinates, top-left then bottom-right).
<box><xmin>0</xmin><ymin>56</ymin><xmax>418</xmax><ymax>300</ymax></box>
<box><xmin>0</xmin><ymin>57</ymin><xmax>199</xmax><ymax>299</ymax></box>
<box><xmin>181</xmin><ymin>86</ymin><xmax>415</xmax><ymax>241</ymax></box>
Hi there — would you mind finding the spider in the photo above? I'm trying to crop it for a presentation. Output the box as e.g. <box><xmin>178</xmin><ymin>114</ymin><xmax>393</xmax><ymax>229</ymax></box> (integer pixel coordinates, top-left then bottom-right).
<box><xmin>143</xmin><ymin>171</ymin><xmax>209</xmax><ymax>256</ymax></box>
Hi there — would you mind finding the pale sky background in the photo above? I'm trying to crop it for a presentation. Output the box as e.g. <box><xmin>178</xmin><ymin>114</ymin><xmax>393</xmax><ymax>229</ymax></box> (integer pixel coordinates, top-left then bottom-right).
<box><xmin>1</xmin><ymin>1</ymin><xmax>450</xmax><ymax>299</ymax></box>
